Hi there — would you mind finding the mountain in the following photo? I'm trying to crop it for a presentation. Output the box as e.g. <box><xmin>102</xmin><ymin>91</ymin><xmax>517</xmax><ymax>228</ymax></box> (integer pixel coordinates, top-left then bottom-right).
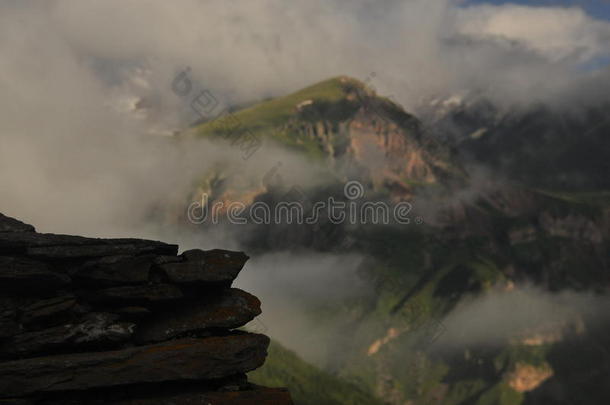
<box><xmin>415</xmin><ymin>93</ymin><xmax>610</xmax><ymax>191</ymax></box>
<box><xmin>176</xmin><ymin>77</ymin><xmax>610</xmax><ymax>405</ymax></box>
<box><xmin>187</xmin><ymin>76</ymin><xmax>464</xmax><ymax>201</ymax></box>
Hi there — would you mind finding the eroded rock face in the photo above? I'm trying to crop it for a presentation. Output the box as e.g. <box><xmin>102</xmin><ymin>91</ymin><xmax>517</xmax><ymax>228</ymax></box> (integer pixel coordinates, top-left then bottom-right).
<box><xmin>0</xmin><ymin>214</ymin><xmax>35</xmax><ymax>233</ymax></box>
<box><xmin>2</xmin><ymin>313</ymin><xmax>136</xmax><ymax>359</ymax></box>
<box><xmin>0</xmin><ymin>213</ymin><xmax>292</xmax><ymax>405</ymax></box>
<box><xmin>158</xmin><ymin>249</ymin><xmax>249</xmax><ymax>285</ymax></box>
<box><xmin>0</xmin><ymin>257</ymin><xmax>70</xmax><ymax>293</ymax></box>
<box><xmin>0</xmin><ymin>334</ymin><xmax>269</xmax><ymax>397</ymax></box>
<box><xmin>135</xmin><ymin>288</ymin><xmax>262</xmax><ymax>343</ymax></box>
<box><xmin>506</xmin><ymin>363</ymin><xmax>554</xmax><ymax>393</ymax></box>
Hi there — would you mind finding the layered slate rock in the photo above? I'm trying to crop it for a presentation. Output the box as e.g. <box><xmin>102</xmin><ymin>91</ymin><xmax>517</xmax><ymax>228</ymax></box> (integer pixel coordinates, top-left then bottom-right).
<box><xmin>0</xmin><ymin>213</ymin><xmax>293</xmax><ymax>405</ymax></box>
<box><xmin>2</xmin><ymin>312</ymin><xmax>136</xmax><ymax>359</ymax></box>
<box><xmin>158</xmin><ymin>249</ymin><xmax>249</xmax><ymax>285</ymax></box>
<box><xmin>0</xmin><ymin>233</ymin><xmax>178</xmax><ymax>258</ymax></box>
<box><xmin>135</xmin><ymin>288</ymin><xmax>262</xmax><ymax>343</ymax></box>
<box><xmin>0</xmin><ymin>257</ymin><xmax>70</xmax><ymax>293</ymax></box>
<box><xmin>0</xmin><ymin>334</ymin><xmax>269</xmax><ymax>396</ymax></box>
<box><xmin>0</xmin><ymin>213</ymin><xmax>35</xmax><ymax>233</ymax></box>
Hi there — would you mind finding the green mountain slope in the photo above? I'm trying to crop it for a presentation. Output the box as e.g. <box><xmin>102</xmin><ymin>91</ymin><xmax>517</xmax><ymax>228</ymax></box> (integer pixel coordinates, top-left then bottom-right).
<box><xmin>250</xmin><ymin>341</ymin><xmax>385</xmax><ymax>405</ymax></box>
<box><xmin>194</xmin><ymin>77</ymin><xmax>354</xmax><ymax>158</ymax></box>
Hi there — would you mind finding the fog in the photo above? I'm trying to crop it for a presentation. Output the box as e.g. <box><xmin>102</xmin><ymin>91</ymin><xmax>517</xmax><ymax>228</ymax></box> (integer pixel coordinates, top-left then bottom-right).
<box><xmin>435</xmin><ymin>284</ymin><xmax>610</xmax><ymax>349</ymax></box>
<box><xmin>235</xmin><ymin>251</ymin><xmax>368</xmax><ymax>364</ymax></box>
<box><xmin>2</xmin><ymin>0</ymin><xmax>610</xmax><ymax>237</ymax></box>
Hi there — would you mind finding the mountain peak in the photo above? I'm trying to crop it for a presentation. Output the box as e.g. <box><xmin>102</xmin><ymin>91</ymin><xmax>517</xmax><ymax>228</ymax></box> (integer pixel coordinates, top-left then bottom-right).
<box><xmin>189</xmin><ymin>76</ymin><xmax>462</xmax><ymax>200</ymax></box>
<box><xmin>192</xmin><ymin>75</ymin><xmax>404</xmax><ymax>149</ymax></box>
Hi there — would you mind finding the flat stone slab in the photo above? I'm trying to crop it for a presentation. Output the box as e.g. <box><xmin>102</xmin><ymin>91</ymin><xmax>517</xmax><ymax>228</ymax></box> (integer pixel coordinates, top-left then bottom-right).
<box><xmin>90</xmin><ymin>284</ymin><xmax>183</xmax><ymax>306</ymax></box>
<box><xmin>159</xmin><ymin>249</ymin><xmax>249</xmax><ymax>285</ymax></box>
<box><xmin>2</xmin><ymin>313</ymin><xmax>135</xmax><ymax>359</ymax></box>
<box><xmin>0</xmin><ymin>333</ymin><xmax>269</xmax><ymax>397</ymax></box>
<box><xmin>135</xmin><ymin>288</ymin><xmax>262</xmax><ymax>343</ymax></box>
<box><xmin>69</xmin><ymin>255</ymin><xmax>154</xmax><ymax>286</ymax></box>
<box><xmin>0</xmin><ymin>313</ymin><xmax>21</xmax><ymax>339</ymax></box>
<box><xmin>0</xmin><ymin>233</ymin><xmax>178</xmax><ymax>259</ymax></box>
<box><xmin>20</xmin><ymin>295</ymin><xmax>78</xmax><ymax>329</ymax></box>
<box><xmin>0</xmin><ymin>257</ymin><xmax>70</xmax><ymax>293</ymax></box>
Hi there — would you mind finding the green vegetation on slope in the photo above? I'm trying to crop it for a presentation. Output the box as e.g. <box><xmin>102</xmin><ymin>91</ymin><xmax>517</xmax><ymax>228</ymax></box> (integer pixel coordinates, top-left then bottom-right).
<box><xmin>476</xmin><ymin>383</ymin><xmax>524</xmax><ymax>405</ymax></box>
<box><xmin>193</xmin><ymin>76</ymin><xmax>362</xmax><ymax>158</ymax></box>
<box><xmin>250</xmin><ymin>341</ymin><xmax>385</xmax><ymax>405</ymax></box>
<box><xmin>533</xmin><ymin>189</ymin><xmax>610</xmax><ymax>207</ymax></box>
<box><xmin>191</xmin><ymin>75</ymin><xmax>425</xmax><ymax>161</ymax></box>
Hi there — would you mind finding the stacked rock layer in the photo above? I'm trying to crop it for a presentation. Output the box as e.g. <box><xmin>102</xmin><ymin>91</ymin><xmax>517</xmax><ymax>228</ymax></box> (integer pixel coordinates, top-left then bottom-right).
<box><xmin>0</xmin><ymin>213</ymin><xmax>292</xmax><ymax>404</ymax></box>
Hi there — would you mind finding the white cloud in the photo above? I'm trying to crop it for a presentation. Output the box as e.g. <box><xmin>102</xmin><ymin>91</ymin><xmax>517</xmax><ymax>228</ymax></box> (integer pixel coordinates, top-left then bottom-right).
<box><xmin>436</xmin><ymin>284</ymin><xmax>610</xmax><ymax>349</ymax></box>
<box><xmin>456</xmin><ymin>4</ymin><xmax>610</xmax><ymax>62</ymax></box>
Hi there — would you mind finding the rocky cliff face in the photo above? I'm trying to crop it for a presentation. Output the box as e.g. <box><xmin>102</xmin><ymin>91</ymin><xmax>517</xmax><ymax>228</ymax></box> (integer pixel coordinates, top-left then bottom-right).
<box><xmin>416</xmin><ymin>93</ymin><xmax>610</xmax><ymax>190</ymax></box>
<box><xmin>0</xmin><ymin>213</ymin><xmax>293</xmax><ymax>404</ymax></box>
<box><xmin>296</xmin><ymin>105</ymin><xmax>454</xmax><ymax>199</ymax></box>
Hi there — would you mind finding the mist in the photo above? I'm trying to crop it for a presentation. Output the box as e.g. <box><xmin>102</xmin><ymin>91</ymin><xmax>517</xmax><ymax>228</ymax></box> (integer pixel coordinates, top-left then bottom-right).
<box><xmin>435</xmin><ymin>284</ymin><xmax>610</xmax><ymax>350</ymax></box>
<box><xmin>235</xmin><ymin>251</ymin><xmax>369</xmax><ymax>365</ymax></box>
<box><xmin>2</xmin><ymin>0</ymin><xmax>610</xmax><ymax>240</ymax></box>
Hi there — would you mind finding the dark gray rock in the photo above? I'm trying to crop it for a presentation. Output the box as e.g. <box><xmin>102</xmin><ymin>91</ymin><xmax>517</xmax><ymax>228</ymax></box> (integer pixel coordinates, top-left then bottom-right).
<box><xmin>0</xmin><ymin>399</ymin><xmax>32</xmax><ymax>405</ymax></box>
<box><xmin>69</xmin><ymin>255</ymin><xmax>154</xmax><ymax>286</ymax></box>
<box><xmin>0</xmin><ymin>257</ymin><xmax>70</xmax><ymax>293</ymax></box>
<box><xmin>0</xmin><ymin>233</ymin><xmax>178</xmax><ymax>258</ymax></box>
<box><xmin>0</xmin><ymin>214</ymin><xmax>35</xmax><ymax>233</ymax></box>
<box><xmin>20</xmin><ymin>295</ymin><xmax>78</xmax><ymax>329</ymax></box>
<box><xmin>159</xmin><ymin>249</ymin><xmax>249</xmax><ymax>285</ymax></box>
<box><xmin>116</xmin><ymin>306</ymin><xmax>151</xmax><ymax>320</ymax></box>
<box><xmin>0</xmin><ymin>297</ymin><xmax>31</xmax><ymax>338</ymax></box>
<box><xmin>135</xmin><ymin>288</ymin><xmax>261</xmax><ymax>343</ymax></box>
<box><xmin>153</xmin><ymin>255</ymin><xmax>182</xmax><ymax>265</ymax></box>
<box><xmin>0</xmin><ymin>311</ymin><xmax>21</xmax><ymax>339</ymax></box>
<box><xmin>27</xmin><ymin>239</ymin><xmax>178</xmax><ymax>259</ymax></box>
<box><xmin>0</xmin><ymin>212</ymin><xmax>285</xmax><ymax>404</ymax></box>
<box><xmin>0</xmin><ymin>333</ymin><xmax>269</xmax><ymax>397</ymax></box>
<box><xmin>2</xmin><ymin>313</ymin><xmax>135</xmax><ymax>358</ymax></box>
<box><xmin>90</xmin><ymin>284</ymin><xmax>183</xmax><ymax>305</ymax></box>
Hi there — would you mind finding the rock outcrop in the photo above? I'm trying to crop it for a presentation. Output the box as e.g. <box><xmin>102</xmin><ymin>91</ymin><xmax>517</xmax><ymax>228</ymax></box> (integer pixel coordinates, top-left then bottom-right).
<box><xmin>0</xmin><ymin>213</ymin><xmax>293</xmax><ymax>404</ymax></box>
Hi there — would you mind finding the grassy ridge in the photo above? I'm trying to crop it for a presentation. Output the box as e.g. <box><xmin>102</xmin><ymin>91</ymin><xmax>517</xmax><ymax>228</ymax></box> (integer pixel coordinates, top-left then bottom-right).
<box><xmin>193</xmin><ymin>77</ymin><xmax>358</xmax><ymax>157</ymax></box>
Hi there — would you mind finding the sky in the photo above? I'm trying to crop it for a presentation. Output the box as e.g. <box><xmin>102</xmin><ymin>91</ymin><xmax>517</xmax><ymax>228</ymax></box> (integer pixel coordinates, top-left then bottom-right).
<box><xmin>464</xmin><ymin>0</ymin><xmax>610</xmax><ymax>20</ymax></box>
<box><xmin>458</xmin><ymin>0</ymin><xmax>610</xmax><ymax>75</ymax></box>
